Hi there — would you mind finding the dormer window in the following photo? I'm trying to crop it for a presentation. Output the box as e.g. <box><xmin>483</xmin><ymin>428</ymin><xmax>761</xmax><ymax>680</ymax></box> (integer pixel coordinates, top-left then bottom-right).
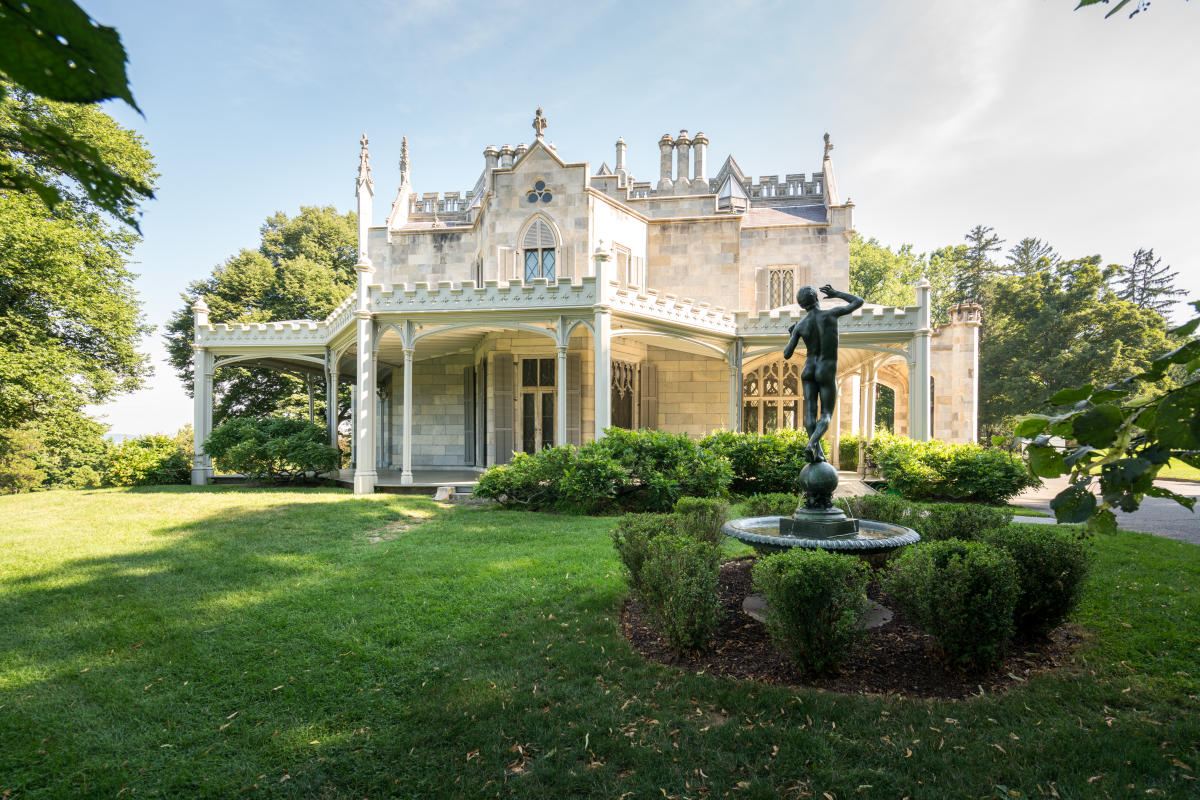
<box><xmin>521</xmin><ymin>217</ymin><xmax>557</xmax><ymax>282</ymax></box>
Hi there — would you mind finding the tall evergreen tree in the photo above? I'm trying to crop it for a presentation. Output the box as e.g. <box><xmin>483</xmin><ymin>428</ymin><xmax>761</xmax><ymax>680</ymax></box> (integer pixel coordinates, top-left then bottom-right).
<box><xmin>1004</xmin><ymin>237</ymin><xmax>1059</xmax><ymax>277</ymax></box>
<box><xmin>1114</xmin><ymin>247</ymin><xmax>1186</xmax><ymax>314</ymax></box>
<box><xmin>951</xmin><ymin>225</ymin><xmax>1003</xmax><ymax>305</ymax></box>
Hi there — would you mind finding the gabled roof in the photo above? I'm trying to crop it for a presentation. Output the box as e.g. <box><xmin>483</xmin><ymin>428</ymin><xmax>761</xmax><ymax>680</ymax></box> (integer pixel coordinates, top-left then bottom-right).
<box><xmin>711</xmin><ymin>155</ymin><xmax>747</xmax><ymax>191</ymax></box>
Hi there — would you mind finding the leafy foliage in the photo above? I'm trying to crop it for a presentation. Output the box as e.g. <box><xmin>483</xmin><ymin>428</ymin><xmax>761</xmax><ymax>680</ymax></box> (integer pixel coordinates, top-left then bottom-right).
<box><xmin>202</xmin><ymin>417</ymin><xmax>340</xmax><ymax>483</ymax></box>
<box><xmin>610</xmin><ymin>512</ymin><xmax>680</xmax><ymax>595</ymax></box>
<box><xmin>838</xmin><ymin>433</ymin><xmax>860</xmax><ymax>473</ymax></box>
<box><xmin>0</xmin><ymin>426</ymin><xmax>45</xmax><ymax>493</ymax></box>
<box><xmin>164</xmin><ymin>206</ymin><xmax>357</xmax><ymax>423</ymax></box>
<box><xmin>885</xmin><ymin>540</ymin><xmax>1019</xmax><ymax>669</ymax></box>
<box><xmin>1016</xmin><ymin>301</ymin><xmax>1200</xmax><ymax>534</ymax></box>
<box><xmin>475</xmin><ymin>429</ymin><xmax>732</xmax><ymax>514</ymax></box>
<box><xmin>866</xmin><ymin>433</ymin><xmax>1036</xmax><ymax>503</ymax></box>
<box><xmin>848</xmin><ymin>234</ymin><xmax>955</xmax><ymax>325</ymax></box>
<box><xmin>984</xmin><ymin>524</ymin><xmax>1091</xmax><ymax>639</ymax></box>
<box><xmin>742</xmin><ymin>492</ymin><xmax>800</xmax><ymax>517</ymax></box>
<box><xmin>834</xmin><ymin>495</ymin><xmax>1013</xmax><ymax>542</ymax></box>
<box><xmin>671</xmin><ymin>496</ymin><xmax>729</xmax><ymax>548</ymax></box>
<box><xmin>638</xmin><ymin>534</ymin><xmax>723</xmax><ymax>652</ymax></box>
<box><xmin>699</xmin><ymin>429</ymin><xmax>808</xmax><ymax>495</ymax></box>
<box><xmin>103</xmin><ymin>432</ymin><xmax>191</xmax><ymax>487</ymax></box>
<box><xmin>752</xmin><ymin>549</ymin><xmax>869</xmax><ymax>675</ymax></box>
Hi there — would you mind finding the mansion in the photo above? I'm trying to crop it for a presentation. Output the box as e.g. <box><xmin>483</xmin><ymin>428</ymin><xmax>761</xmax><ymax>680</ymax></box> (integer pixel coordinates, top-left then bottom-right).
<box><xmin>189</xmin><ymin>111</ymin><xmax>981</xmax><ymax>493</ymax></box>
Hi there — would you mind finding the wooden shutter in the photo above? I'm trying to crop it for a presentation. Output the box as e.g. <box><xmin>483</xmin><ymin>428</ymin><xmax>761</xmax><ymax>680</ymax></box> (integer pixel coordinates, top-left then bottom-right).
<box><xmin>475</xmin><ymin>360</ymin><xmax>487</xmax><ymax>466</ymax></box>
<box><xmin>493</xmin><ymin>355</ymin><xmax>514</xmax><ymax>464</ymax></box>
<box><xmin>639</xmin><ymin>361</ymin><xmax>658</xmax><ymax>430</ymax></box>
<box><xmin>754</xmin><ymin>267</ymin><xmax>769</xmax><ymax>312</ymax></box>
<box><xmin>566</xmin><ymin>353</ymin><xmax>582</xmax><ymax>445</ymax></box>
<box><xmin>463</xmin><ymin>366</ymin><xmax>475</xmax><ymax>464</ymax></box>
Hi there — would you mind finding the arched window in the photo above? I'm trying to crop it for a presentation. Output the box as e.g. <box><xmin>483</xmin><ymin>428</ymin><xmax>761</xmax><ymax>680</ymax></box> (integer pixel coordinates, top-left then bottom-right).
<box><xmin>521</xmin><ymin>217</ymin><xmax>557</xmax><ymax>282</ymax></box>
<box><xmin>742</xmin><ymin>358</ymin><xmax>803</xmax><ymax>434</ymax></box>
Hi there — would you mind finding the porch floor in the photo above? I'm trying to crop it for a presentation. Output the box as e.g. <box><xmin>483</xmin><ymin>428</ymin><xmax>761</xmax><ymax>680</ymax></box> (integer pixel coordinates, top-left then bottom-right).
<box><xmin>333</xmin><ymin>468</ymin><xmax>482</xmax><ymax>494</ymax></box>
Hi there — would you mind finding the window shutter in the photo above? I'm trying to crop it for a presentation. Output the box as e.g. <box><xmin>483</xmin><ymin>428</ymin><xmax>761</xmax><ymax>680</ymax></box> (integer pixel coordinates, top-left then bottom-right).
<box><xmin>639</xmin><ymin>362</ymin><xmax>657</xmax><ymax>430</ymax></box>
<box><xmin>755</xmin><ymin>267</ymin><xmax>769</xmax><ymax>312</ymax></box>
<box><xmin>493</xmin><ymin>355</ymin><xmax>514</xmax><ymax>464</ymax></box>
<box><xmin>522</xmin><ymin>218</ymin><xmax>555</xmax><ymax>249</ymax></box>
<box><xmin>567</xmin><ymin>353</ymin><xmax>581</xmax><ymax>445</ymax></box>
<box><xmin>463</xmin><ymin>366</ymin><xmax>475</xmax><ymax>464</ymax></box>
<box><xmin>475</xmin><ymin>360</ymin><xmax>487</xmax><ymax>466</ymax></box>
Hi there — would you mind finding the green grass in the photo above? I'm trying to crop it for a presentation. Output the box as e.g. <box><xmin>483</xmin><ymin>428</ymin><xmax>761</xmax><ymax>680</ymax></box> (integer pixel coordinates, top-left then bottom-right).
<box><xmin>1161</xmin><ymin>458</ymin><xmax>1200</xmax><ymax>482</ymax></box>
<box><xmin>1</xmin><ymin>487</ymin><xmax>1198</xmax><ymax>798</ymax></box>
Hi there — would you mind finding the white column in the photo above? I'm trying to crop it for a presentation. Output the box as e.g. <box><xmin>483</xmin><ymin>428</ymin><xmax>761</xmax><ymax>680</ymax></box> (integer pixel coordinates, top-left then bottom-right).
<box><xmin>592</xmin><ymin>245</ymin><xmax>613</xmax><ymax>440</ymax></box>
<box><xmin>831</xmin><ymin>379</ymin><xmax>842</xmax><ymax>469</ymax></box>
<box><xmin>556</xmin><ymin>344</ymin><xmax>568</xmax><ymax>447</ymax></box>
<box><xmin>866</xmin><ymin>363</ymin><xmax>877</xmax><ymax>442</ymax></box>
<box><xmin>401</xmin><ymin>347</ymin><xmax>414</xmax><ymax>485</ymax></box>
<box><xmin>727</xmin><ymin>340</ymin><xmax>742</xmax><ymax>432</ymax></box>
<box><xmin>306</xmin><ymin>375</ymin><xmax>315</xmax><ymax>423</ymax></box>
<box><xmin>191</xmin><ymin>299</ymin><xmax>212</xmax><ymax>486</ymax></box>
<box><xmin>327</xmin><ymin>364</ymin><xmax>340</xmax><ymax>450</ymax></box>
<box><xmin>353</xmin><ymin>315</ymin><xmax>377</xmax><ymax>494</ymax></box>
<box><xmin>912</xmin><ymin>278</ymin><xmax>932</xmax><ymax>441</ymax></box>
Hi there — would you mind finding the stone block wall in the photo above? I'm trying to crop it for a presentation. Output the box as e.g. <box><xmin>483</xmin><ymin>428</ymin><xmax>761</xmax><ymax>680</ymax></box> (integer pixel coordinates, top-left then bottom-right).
<box><xmin>646</xmin><ymin>346</ymin><xmax>730</xmax><ymax>438</ymax></box>
<box><xmin>387</xmin><ymin>352</ymin><xmax>471</xmax><ymax>467</ymax></box>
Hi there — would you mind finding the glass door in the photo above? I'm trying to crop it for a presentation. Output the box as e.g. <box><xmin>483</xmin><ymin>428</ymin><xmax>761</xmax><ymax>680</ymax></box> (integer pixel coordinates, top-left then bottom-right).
<box><xmin>520</xmin><ymin>357</ymin><xmax>556</xmax><ymax>453</ymax></box>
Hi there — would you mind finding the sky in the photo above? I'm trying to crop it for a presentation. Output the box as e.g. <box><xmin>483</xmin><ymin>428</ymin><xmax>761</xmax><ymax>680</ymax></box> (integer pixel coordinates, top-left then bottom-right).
<box><xmin>83</xmin><ymin>0</ymin><xmax>1200</xmax><ymax>437</ymax></box>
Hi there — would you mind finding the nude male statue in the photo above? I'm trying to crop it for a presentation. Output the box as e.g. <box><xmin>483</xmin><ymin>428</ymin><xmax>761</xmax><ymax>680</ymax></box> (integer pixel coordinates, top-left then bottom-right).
<box><xmin>782</xmin><ymin>284</ymin><xmax>864</xmax><ymax>463</ymax></box>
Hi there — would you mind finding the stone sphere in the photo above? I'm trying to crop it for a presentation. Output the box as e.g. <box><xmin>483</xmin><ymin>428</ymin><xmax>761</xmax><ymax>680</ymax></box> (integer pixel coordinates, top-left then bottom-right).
<box><xmin>800</xmin><ymin>459</ymin><xmax>839</xmax><ymax>495</ymax></box>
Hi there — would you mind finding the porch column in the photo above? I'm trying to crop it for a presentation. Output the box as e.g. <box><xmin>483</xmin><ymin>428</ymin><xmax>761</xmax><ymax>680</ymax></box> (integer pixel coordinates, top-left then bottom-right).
<box><xmin>401</xmin><ymin>347</ymin><xmax>414</xmax><ymax>485</ymax></box>
<box><xmin>306</xmin><ymin>375</ymin><xmax>315</xmax><ymax>423</ymax></box>
<box><xmin>727</xmin><ymin>340</ymin><xmax>742</xmax><ymax>432</ymax></box>
<box><xmin>353</xmin><ymin>315</ymin><xmax>377</xmax><ymax>494</ymax></box>
<box><xmin>865</xmin><ymin>362</ymin><xmax>877</xmax><ymax>442</ymax></box>
<box><xmin>830</xmin><ymin>379</ymin><xmax>842</xmax><ymax>469</ymax></box>
<box><xmin>556</xmin><ymin>344</ymin><xmax>568</xmax><ymax>447</ymax></box>
<box><xmin>191</xmin><ymin>299</ymin><xmax>213</xmax><ymax>486</ymax></box>
<box><xmin>327</xmin><ymin>362</ymin><xmax>340</xmax><ymax>450</ymax></box>
<box><xmin>593</xmin><ymin>310</ymin><xmax>611</xmax><ymax>439</ymax></box>
<box><xmin>911</xmin><ymin>278</ymin><xmax>932</xmax><ymax>441</ymax></box>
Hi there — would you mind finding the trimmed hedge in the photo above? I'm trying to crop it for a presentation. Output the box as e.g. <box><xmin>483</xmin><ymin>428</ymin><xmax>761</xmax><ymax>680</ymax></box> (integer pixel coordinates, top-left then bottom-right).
<box><xmin>742</xmin><ymin>492</ymin><xmax>801</xmax><ymax>517</ymax></box>
<box><xmin>699</xmin><ymin>429</ymin><xmax>808</xmax><ymax>495</ymax></box>
<box><xmin>752</xmin><ymin>549</ymin><xmax>870</xmax><ymax>675</ymax></box>
<box><xmin>984</xmin><ymin>524</ymin><xmax>1091</xmax><ymax>639</ymax></box>
<box><xmin>834</xmin><ymin>495</ymin><xmax>1013</xmax><ymax>542</ymax></box>
<box><xmin>475</xmin><ymin>429</ymin><xmax>732</xmax><ymax>514</ymax></box>
<box><xmin>884</xmin><ymin>540</ymin><xmax>1019</xmax><ymax>669</ymax></box>
<box><xmin>672</xmin><ymin>497</ymin><xmax>729</xmax><ymax>548</ymax></box>
<box><xmin>867</xmin><ymin>433</ymin><xmax>1037</xmax><ymax>504</ymax></box>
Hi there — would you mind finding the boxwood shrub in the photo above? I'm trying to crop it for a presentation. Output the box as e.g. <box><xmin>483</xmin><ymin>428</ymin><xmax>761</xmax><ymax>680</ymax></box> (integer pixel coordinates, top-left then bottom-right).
<box><xmin>639</xmin><ymin>534</ymin><xmax>723</xmax><ymax>652</ymax></box>
<box><xmin>984</xmin><ymin>523</ymin><xmax>1091</xmax><ymax>639</ymax></box>
<box><xmin>884</xmin><ymin>539</ymin><xmax>1019</xmax><ymax>670</ymax></box>
<box><xmin>752</xmin><ymin>549</ymin><xmax>870</xmax><ymax>675</ymax></box>
<box><xmin>743</xmin><ymin>492</ymin><xmax>801</xmax><ymax>517</ymax></box>
<box><xmin>699</xmin><ymin>429</ymin><xmax>808</xmax><ymax>495</ymax></box>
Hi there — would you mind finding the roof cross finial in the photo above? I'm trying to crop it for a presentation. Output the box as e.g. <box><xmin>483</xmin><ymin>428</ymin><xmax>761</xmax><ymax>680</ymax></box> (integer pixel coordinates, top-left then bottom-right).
<box><xmin>533</xmin><ymin>107</ymin><xmax>548</xmax><ymax>140</ymax></box>
<box><xmin>399</xmin><ymin>135</ymin><xmax>410</xmax><ymax>183</ymax></box>
<box><xmin>823</xmin><ymin>131</ymin><xmax>833</xmax><ymax>159</ymax></box>
<box><xmin>357</xmin><ymin>132</ymin><xmax>373</xmax><ymax>190</ymax></box>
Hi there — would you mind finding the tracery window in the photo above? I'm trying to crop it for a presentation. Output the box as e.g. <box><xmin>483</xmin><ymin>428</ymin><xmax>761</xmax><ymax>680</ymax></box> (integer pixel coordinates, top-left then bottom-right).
<box><xmin>768</xmin><ymin>266</ymin><xmax>795</xmax><ymax>309</ymax></box>
<box><xmin>742</xmin><ymin>358</ymin><xmax>803</xmax><ymax>434</ymax></box>
<box><xmin>611</xmin><ymin>360</ymin><xmax>637</xmax><ymax>430</ymax></box>
<box><xmin>521</xmin><ymin>217</ymin><xmax>557</xmax><ymax>282</ymax></box>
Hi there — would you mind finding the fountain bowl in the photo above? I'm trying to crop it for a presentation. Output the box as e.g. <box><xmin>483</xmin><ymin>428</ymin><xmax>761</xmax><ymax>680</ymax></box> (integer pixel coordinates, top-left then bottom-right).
<box><xmin>722</xmin><ymin>515</ymin><xmax>920</xmax><ymax>568</ymax></box>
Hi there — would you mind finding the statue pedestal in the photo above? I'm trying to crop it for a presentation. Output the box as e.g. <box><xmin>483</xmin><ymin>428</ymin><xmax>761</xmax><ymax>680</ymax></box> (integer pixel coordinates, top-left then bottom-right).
<box><xmin>780</xmin><ymin>508</ymin><xmax>859</xmax><ymax>539</ymax></box>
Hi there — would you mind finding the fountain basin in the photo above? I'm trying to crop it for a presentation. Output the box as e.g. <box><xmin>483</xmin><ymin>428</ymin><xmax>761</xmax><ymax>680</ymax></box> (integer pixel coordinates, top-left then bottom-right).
<box><xmin>722</xmin><ymin>516</ymin><xmax>920</xmax><ymax>563</ymax></box>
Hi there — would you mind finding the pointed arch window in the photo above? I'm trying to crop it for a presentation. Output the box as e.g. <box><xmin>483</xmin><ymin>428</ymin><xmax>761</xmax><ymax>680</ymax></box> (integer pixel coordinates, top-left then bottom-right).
<box><xmin>522</xmin><ymin>218</ymin><xmax>557</xmax><ymax>282</ymax></box>
<box><xmin>742</xmin><ymin>358</ymin><xmax>803</xmax><ymax>434</ymax></box>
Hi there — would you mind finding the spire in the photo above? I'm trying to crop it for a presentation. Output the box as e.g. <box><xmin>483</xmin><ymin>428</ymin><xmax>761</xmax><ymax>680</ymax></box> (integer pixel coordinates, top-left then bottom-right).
<box><xmin>532</xmin><ymin>107</ymin><xmax>547</xmax><ymax>140</ymax></box>
<box><xmin>357</xmin><ymin>133</ymin><xmax>374</xmax><ymax>196</ymax></box>
<box><xmin>398</xmin><ymin>136</ymin><xmax>410</xmax><ymax>185</ymax></box>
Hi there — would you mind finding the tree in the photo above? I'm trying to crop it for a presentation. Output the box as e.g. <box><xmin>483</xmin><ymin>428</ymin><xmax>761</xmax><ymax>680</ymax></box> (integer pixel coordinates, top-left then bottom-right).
<box><xmin>1017</xmin><ymin>300</ymin><xmax>1199</xmax><ymax>534</ymax></box>
<box><xmin>978</xmin><ymin>255</ymin><xmax>1172</xmax><ymax>438</ymax></box>
<box><xmin>1112</xmin><ymin>247</ymin><xmax>1186</xmax><ymax>315</ymax></box>
<box><xmin>164</xmin><ymin>206</ymin><xmax>358</xmax><ymax>423</ymax></box>
<box><xmin>848</xmin><ymin>234</ymin><xmax>955</xmax><ymax>325</ymax></box>
<box><xmin>1004</xmin><ymin>237</ymin><xmax>1059</xmax><ymax>277</ymax></box>
<box><xmin>0</xmin><ymin>0</ymin><xmax>152</xmax><ymax>230</ymax></box>
<box><xmin>950</xmin><ymin>224</ymin><xmax>1003</xmax><ymax>306</ymax></box>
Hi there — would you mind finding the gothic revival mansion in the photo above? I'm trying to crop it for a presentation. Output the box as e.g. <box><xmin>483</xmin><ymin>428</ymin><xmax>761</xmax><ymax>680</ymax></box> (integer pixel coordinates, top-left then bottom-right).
<box><xmin>188</xmin><ymin>112</ymin><xmax>981</xmax><ymax>493</ymax></box>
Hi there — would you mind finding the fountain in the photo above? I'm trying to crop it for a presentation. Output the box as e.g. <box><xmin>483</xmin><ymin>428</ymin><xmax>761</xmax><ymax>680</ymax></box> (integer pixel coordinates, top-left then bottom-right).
<box><xmin>722</xmin><ymin>285</ymin><xmax>919</xmax><ymax>566</ymax></box>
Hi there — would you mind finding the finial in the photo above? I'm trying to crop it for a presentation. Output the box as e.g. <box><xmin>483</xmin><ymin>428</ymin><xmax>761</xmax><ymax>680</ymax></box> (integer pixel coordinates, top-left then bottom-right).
<box><xmin>399</xmin><ymin>136</ymin><xmax>409</xmax><ymax>181</ymax></box>
<box><xmin>533</xmin><ymin>107</ymin><xmax>548</xmax><ymax>140</ymax></box>
<box><xmin>357</xmin><ymin>133</ymin><xmax>373</xmax><ymax>190</ymax></box>
<box><xmin>823</xmin><ymin>132</ymin><xmax>833</xmax><ymax>159</ymax></box>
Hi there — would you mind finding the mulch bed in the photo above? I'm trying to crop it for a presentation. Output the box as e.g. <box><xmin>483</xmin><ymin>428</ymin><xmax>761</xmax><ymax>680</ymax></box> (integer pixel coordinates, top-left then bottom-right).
<box><xmin>620</xmin><ymin>557</ymin><xmax>1087</xmax><ymax>700</ymax></box>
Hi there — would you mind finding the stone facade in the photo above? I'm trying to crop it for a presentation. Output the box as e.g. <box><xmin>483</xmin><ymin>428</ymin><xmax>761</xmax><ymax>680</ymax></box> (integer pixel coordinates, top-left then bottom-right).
<box><xmin>188</xmin><ymin>114</ymin><xmax>980</xmax><ymax>492</ymax></box>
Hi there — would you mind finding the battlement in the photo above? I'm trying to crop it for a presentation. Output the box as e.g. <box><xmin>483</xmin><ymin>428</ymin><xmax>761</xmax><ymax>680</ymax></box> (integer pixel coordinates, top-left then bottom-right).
<box><xmin>746</xmin><ymin>173</ymin><xmax>824</xmax><ymax>199</ymax></box>
<box><xmin>408</xmin><ymin>190</ymin><xmax>475</xmax><ymax>216</ymax></box>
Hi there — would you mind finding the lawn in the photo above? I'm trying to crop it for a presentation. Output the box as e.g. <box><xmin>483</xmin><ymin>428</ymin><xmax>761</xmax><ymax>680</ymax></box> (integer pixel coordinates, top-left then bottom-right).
<box><xmin>1</xmin><ymin>487</ymin><xmax>1197</xmax><ymax>799</ymax></box>
<box><xmin>1161</xmin><ymin>459</ymin><xmax>1200</xmax><ymax>482</ymax></box>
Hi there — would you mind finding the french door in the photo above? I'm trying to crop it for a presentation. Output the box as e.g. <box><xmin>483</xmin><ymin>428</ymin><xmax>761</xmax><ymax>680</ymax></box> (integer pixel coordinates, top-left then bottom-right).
<box><xmin>519</xmin><ymin>357</ymin><xmax>556</xmax><ymax>453</ymax></box>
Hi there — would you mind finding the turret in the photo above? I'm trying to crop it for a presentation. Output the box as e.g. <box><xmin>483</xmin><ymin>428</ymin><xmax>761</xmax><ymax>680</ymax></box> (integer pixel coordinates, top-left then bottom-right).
<box><xmin>355</xmin><ymin>133</ymin><xmax>373</xmax><ymax>265</ymax></box>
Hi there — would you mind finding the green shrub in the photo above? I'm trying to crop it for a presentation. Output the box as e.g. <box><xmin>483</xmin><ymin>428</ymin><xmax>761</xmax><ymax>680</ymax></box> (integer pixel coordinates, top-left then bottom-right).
<box><xmin>839</xmin><ymin>434</ymin><xmax>860</xmax><ymax>473</ymax></box>
<box><xmin>672</xmin><ymin>496</ymin><xmax>729</xmax><ymax>548</ymax></box>
<box><xmin>203</xmin><ymin>417</ymin><xmax>340</xmax><ymax>483</ymax></box>
<box><xmin>0</xmin><ymin>427</ymin><xmax>46</xmax><ymax>493</ymax></box>
<box><xmin>640</xmin><ymin>534</ymin><xmax>723</xmax><ymax>652</ymax></box>
<box><xmin>984</xmin><ymin>524</ymin><xmax>1090</xmax><ymax>639</ymax></box>
<box><xmin>752</xmin><ymin>549</ymin><xmax>870</xmax><ymax>675</ymax></box>
<box><xmin>917</xmin><ymin>503</ymin><xmax>1014</xmax><ymax>542</ymax></box>
<box><xmin>884</xmin><ymin>540</ymin><xmax>1019</xmax><ymax>669</ymax></box>
<box><xmin>700</xmin><ymin>429</ymin><xmax>808</xmax><ymax>495</ymax></box>
<box><xmin>103</xmin><ymin>433</ymin><xmax>191</xmax><ymax>487</ymax></box>
<box><xmin>475</xmin><ymin>429</ymin><xmax>732</xmax><ymax>514</ymax></box>
<box><xmin>744</xmin><ymin>492</ymin><xmax>800</xmax><ymax>517</ymax></box>
<box><xmin>834</xmin><ymin>494</ymin><xmax>912</xmax><ymax>526</ymax></box>
<box><xmin>867</xmin><ymin>433</ymin><xmax>1037</xmax><ymax>504</ymax></box>
<box><xmin>611</xmin><ymin>513</ymin><xmax>680</xmax><ymax>594</ymax></box>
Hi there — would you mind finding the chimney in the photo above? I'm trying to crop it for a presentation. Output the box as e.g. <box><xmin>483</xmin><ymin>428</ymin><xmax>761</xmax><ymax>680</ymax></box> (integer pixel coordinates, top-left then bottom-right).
<box><xmin>675</xmin><ymin>130</ymin><xmax>691</xmax><ymax>193</ymax></box>
<box><xmin>692</xmin><ymin>131</ymin><xmax>708</xmax><ymax>190</ymax></box>
<box><xmin>615</xmin><ymin>136</ymin><xmax>627</xmax><ymax>179</ymax></box>
<box><xmin>657</xmin><ymin>133</ymin><xmax>674</xmax><ymax>191</ymax></box>
<box><xmin>499</xmin><ymin>144</ymin><xmax>514</xmax><ymax>169</ymax></box>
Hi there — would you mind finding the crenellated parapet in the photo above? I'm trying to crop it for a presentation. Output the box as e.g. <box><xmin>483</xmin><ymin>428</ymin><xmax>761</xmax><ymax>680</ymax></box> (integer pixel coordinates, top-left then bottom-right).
<box><xmin>608</xmin><ymin>282</ymin><xmax>738</xmax><ymax>334</ymax></box>
<box><xmin>745</xmin><ymin>173</ymin><xmax>824</xmax><ymax>200</ymax></box>
<box><xmin>369</xmin><ymin>277</ymin><xmax>599</xmax><ymax>314</ymax></box>
<box><xmin>408</xmin><ymin>191</ymin><xmax>475</xmax><ymax>217</ymax></box>
<box><xmin>195</xmin><ymin>319</ymin><xmax>327</xmax><ymax>348</ymax></box>
<box><xmin>735</xmin><ymin>304</ymin><xmax>923</xmax><ymax>338</ymax></box>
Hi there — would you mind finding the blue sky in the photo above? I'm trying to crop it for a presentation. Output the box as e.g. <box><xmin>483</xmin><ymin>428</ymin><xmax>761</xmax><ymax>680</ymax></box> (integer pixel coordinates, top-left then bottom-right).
<box><xmin>84</xmin><ymin>0</ymin><xmax>1200</xmax><ymax>436</ymax></box>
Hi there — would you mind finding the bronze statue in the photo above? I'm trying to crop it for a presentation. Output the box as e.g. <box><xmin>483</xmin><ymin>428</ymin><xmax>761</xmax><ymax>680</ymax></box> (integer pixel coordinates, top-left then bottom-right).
<box><xmin>783</xmin><ymin>284</ymin><xmax>863</xmax><ymax>464</ymax></box>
